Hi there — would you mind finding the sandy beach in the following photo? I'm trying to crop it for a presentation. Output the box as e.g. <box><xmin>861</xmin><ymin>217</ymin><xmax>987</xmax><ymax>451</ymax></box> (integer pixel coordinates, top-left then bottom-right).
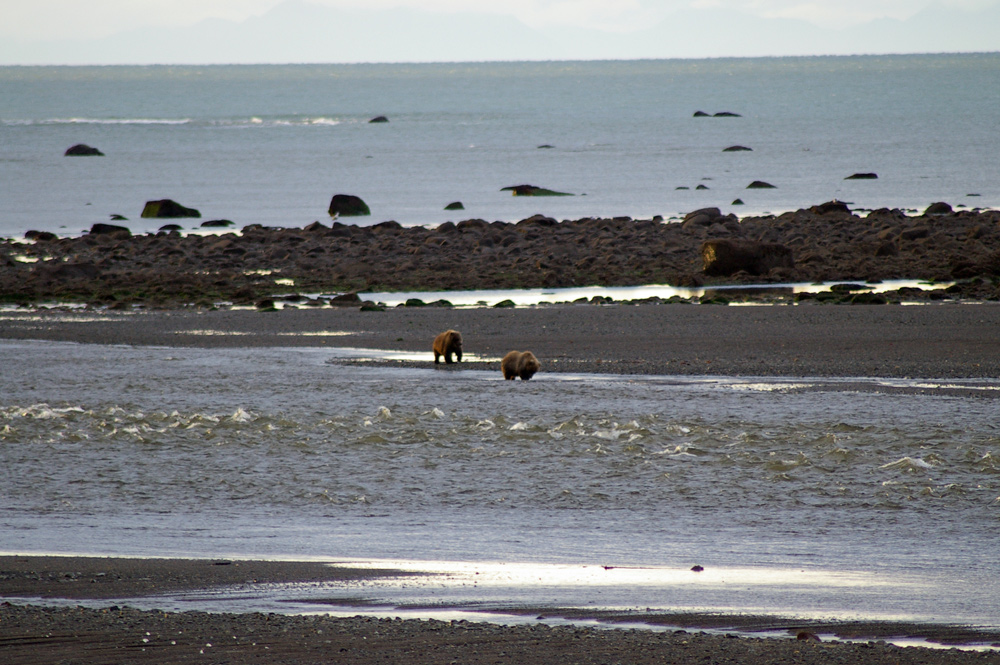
<box><xmin>2</xmin><ymin>556</ymin><xmax>1000</xmax><ymax>664</ymax></box>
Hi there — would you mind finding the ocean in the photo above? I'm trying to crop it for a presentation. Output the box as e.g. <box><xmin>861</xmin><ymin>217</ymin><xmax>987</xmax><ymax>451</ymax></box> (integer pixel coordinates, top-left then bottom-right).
<box><xmin>1</xmin><ymin>53</ymin><xmax>999</xmax><ymax>239</ymax></box>
<box><xmin>2</xmin><ymin>339</ymin><xmax>999</xmax><ymax>632</ymax></box>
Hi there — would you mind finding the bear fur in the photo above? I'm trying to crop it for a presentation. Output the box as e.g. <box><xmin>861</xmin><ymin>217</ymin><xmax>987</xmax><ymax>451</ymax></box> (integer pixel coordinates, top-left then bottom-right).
<box><xmin>433</xmin><ymin>330</ymin><xmax>463</xmax><ymax>364</ymax></box>
<box><xmin>501</xmin><ymin>350</ymin><xmax>540</xmax><ymax>380</ymax></box>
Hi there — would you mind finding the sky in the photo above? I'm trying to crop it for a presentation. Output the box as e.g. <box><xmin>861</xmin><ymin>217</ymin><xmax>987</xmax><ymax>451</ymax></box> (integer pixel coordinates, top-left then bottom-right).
<box><xmin>1</xmin><ymin>0</ymin><xmax>998</xmax><ymax>63</ymax></box>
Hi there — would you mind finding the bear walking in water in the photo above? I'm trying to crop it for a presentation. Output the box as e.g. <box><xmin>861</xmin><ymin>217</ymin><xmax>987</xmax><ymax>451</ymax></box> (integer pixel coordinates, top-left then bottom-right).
<box><xmin>501</xmin><ymin>351</ymin><xmax>540</xmax><ymax>380</ymax></box>
<box><xmin>433</xmin><ymin>330</ymin><xmax>463</xmax><ymax>364</ymax></box>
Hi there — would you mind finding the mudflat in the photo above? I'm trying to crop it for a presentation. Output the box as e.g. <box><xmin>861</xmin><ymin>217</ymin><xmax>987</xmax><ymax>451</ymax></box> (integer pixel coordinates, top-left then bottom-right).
<box><xmin>2</xmin><ymin>556</ymin><xmax>1000</xmax><ymax>665</ymax></box>
<box><xmin>2</xmin><ymin>302</ymin><xmax>1000</xmax><ymax>379</ymax></box>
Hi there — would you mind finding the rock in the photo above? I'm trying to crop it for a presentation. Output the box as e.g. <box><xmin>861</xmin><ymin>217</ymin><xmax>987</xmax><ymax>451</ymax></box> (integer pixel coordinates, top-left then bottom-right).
<box><xmin>304</xmin><ymin>221</ymin><xmax>327</xmax><ymax>232</ymax></box>
<box><xmin>444</xmin><ymin>201</ymin><xmax>465</xmax><ymax>211</ymax></box>
<box><xmin>501</xmin><ymin>184</ymin><xmax>573</xmax><ymax>197</ymax></box>
<box><xmin>696</xmin><ymin>184</ymin><xmax>710</xmax><ymax>190</ymax></box>
<box><xmin>158</xmin><ymin>224</ymin><xmax>183</xmax><ymax>232</ymax></box>
<box><xmin>701</xmin><ymin>239</ymin><xmax>794</xmax><ymax>276</ymax></box>
<box><xmin>141</xmin><ymin>199</ymin><xmax>201</xmax><ymax>218</ymax></box>
<box><xmin>682</xmin><ymin>207</ymin><xmax>722</xmax><ymax>227</ymax></box>
<box><xmin>200</xmin><ymin>219</ymin><xmax>234</xmax><ymax>228</ymax></box>
<box><xmin>714</xmin><ymin>111</ymin><xmax>741</xmax><ymax>117</ymax></box>
<box><xmin>24</xmin><ymin>230</ymin><xmax>58</xmax><ymax>242</ymax></box>
<box><xmin>808</xmin><ymin>200</ymin><xmax>851</xmax><ymax>215</ymax></box>
<box><xmin>693</xmin><ymin>110</ymin><xmax>710</xmax><ymax>117</ymax></box>
<box><xmin>109</xmin><ymin>214</ymin><xmax>128</xmax><ymax>221</ymax></box>
<box><xmin>723</xmin><ymin>145</ymin><xmax>752</xmax><ymax>152</ymax></box>
<box><xmin>493</xmin><ymin>299</ymin><xmax>516</xmax><ymax>308</ymax></box>
<box><xmin>368</xmin><ymin>116</ymin><xmax>389</xmax><ymax>123</ymax></box>
<box><xmin>33</xmin><ymin>261</ymin><xmax>100</xmax><ymax>282</ymax></box>
<box><xmin>845</xmin><ymin>172</ymin><xmax>878</xmax><ymax>179</ymax></box>
<box><xmin>732</xmin><ymin>199</ymin><xmax>744</xmax><ymax>205</ymax></box>
<box><xmin>329</xmin><ymin>293</ymin><xmax>362</xmax><ymax>306</ymax></box>
<box><xmin>64</xmin><ymin>144</ymin><xmax>103</xmax><ymax>156</ymax></box>
<box><xmin>747</xmin><ymin>180</ymin><xmax>776</xmax><ymax>189</ymax></box>
<box><xmin>89</xmin><ymin>222</ymin><xmax>131</xmax><ymax>236</ymax></box>
<box><xmin>537</xmin><ymin>144</ymin><xmax>554</xmax><ymax>149</ymax></box>
<box><xmin>925</xmin><ymin>201</ymin><xmax>953</xmax><ymax>215</ymax></box>
<box><xmin>404</xmin><ymin>298</ymin><xmax>427</xmax><ymax>307</ymax></box>
<box><xmin>328</xmin><ymin>194</ymin><xmax>371</xmax><ymax>217</ymax></box>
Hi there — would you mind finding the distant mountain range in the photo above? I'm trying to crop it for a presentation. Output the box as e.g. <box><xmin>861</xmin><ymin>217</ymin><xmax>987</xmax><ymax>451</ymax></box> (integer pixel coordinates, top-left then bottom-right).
<box><xmin>2</xmin><ymin>1</ymin><xmax>998</xmax><ymax>65</ymax></box>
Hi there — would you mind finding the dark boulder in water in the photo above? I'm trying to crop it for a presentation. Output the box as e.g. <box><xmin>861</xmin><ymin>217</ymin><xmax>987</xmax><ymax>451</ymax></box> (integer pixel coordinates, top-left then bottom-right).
<box><xmin>701</xmin><ymin>238</ymin><xmax>793</xmax><ymax>276</ymax></box>
<box><xmin>328</xmin><ymin>194</ymin><xmax>371</xmax><ymax>217</ymax></box>
<box><xmin>142</xmin><ymin>199</ymin><xmax>201</xmax><ymax>219</ymax></box>
<box><xmin>201</xmin><ymin>219</ymin><xmax>234</xmax><ymax>228</ymax></box>
<box><xmin>693</xmin><ymin>110</ymin><xmax>710</xmax><ymax>117</ymax></box>
<box><xmin>714</xmin><ymin>111</ymin><xmax>741</xmax><ymax>117</ymax></box>
<box><xmin>845</xmin><ymin>172</ymin><xmax>878</xmax><ymax>180</ymax></box>
<box><xmin>808</xmin><ymin>200</ymin><xmax>852</xmax><ymax>215</ymax></box>
<box><xmin>444</xmin><ymin>201</ymin><xmax>465</xmax><ymax>211</ymax></box>
<box><xmin>747</xmin><ymin>180</ymin><xmax>776</xmax><ymax>189</ymax></box>
<box><xmin>925</xmin><ymin>201</ymin><xmax>953</xmax><ymax>215</ymax></box>
<box><xmin>368</xmin><ymin>116</ymin><xmax>389</xmax><ymax>123</ymax></box>
<box><xmin>89</xmin><ymin>222</ymin><xmax>131</xmax><ymax>236</ymax></box>
<box><xmin>501</xmin><ymin>184</ymin><xmax>573</xmax><ymax>197</ymax></box>
<box><xmin>64</xmin><ymin>144</ymin><xmax>103</xmax><ymax>156</ymax></box>
<box><xmin>159</xmin><ymin>224</ymin><xmax>183</xmax><ymax>232</ymax></box>
<box><xmin>25</xmin><ymin>230</ymin><xmax>58</xmax><ymax>242</ymax></box>
<box><xmin>723</xmin><ymin>145</ymin><xmax>752</xmax><ymax>152</ymax></box>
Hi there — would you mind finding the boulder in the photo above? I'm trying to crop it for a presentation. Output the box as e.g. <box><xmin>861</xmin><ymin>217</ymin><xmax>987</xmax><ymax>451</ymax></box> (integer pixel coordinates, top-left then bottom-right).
<box><xmin>723</xmin><ymin>145</ymin><xmax>752</xmax><ymax>152</ymax></box>
<box><xmin>747</xmin><ymin>180</ymin><xmax>776</xmax><ymax>189</ymax></box>
<box><xmin>693</xmin><ymin>111</ymin><xmax>710</xmax><ymax>117</ymax></box>
<box><xmin>501</xmin><ymin>184</ymin><xmax>573</xmax><ymax>197</ymax></box>
<box><xmin>89</xmin><ymin>222</ymin><xmax>131</xmax><ymax>236</ymax></box>
<box><xmin>845</xmin><ymin>172</ymin><xmax>878</xmax><ymax>180</ymax></box>
<box><xmin>714</xmin><ymin>111</ymin><xmax>741</xmax><ymax>117</ymax></box>
<box><xmin>808</xmin><ymin>200</ymin><xmax>851</xmax><ymax>215</ymax></box>
<box><xmin>200</xmin><ymin>219</ymin><xmax>234</xmax><ymax>228</ymax></box>
<box><xmin>682</xmin><ymin>207</ymin><xmax>722</xmax><ymax>227</ymax></box>
<box><xmin>142</xmin><ymin>199</ymin><xmax>201</xmax><ymax>218</ymax></box>
<box><xmin>444</xmin><ymin>201</ymin><xmax>465</xmax><ymax>211</ymax></box>
<box><xmin>25</xmin><ymin>230</ymin><xmax>58</xmax><ymax>242</ymax></box>
<box><xmin>732</xmin><ymin>198</ymin><xmax>744</xmax><ymax>205</ymax></box>
<box><xmin>328</xmin><ymin>194</ymin><xmax>371</xmax><ymax>217</ymax></box>
<box><xmin>158</xmin><ymin>224</ymin><xmax>183</xmax><ymax>232</ymax></box>
<box><xmin>64</xmin><ymin>144</ymin><xmax>103</xmax><ymax>156</ymax></box>
<box><xmin>330</xmin><ymin>292</ymin><xmax>362</xmax><ymax>306</ymax></box>
<box><xmin>701</xmin><ymin>239</ymin><xmax>794</xmax><ymax>276</ymax></box>
<box><xmin>925</xmin><ymin>201</ymin><xmax>953</xmax><ymax>215</ymax></box>
<box><xmin>369</xmin><ymin>116</ymin><xmax>389</xmax><ymax>123</ymax></box>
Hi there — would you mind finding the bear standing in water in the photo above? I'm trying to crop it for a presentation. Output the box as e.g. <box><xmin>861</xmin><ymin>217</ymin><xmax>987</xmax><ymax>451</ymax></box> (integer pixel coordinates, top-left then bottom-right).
<box><xmin>501</xmin><ymin>351</ymin><xmax>540</xmax><ymax>380</ymax></box>
<box><xmin>433</xmin><ymin>330</ymin><xmax>463</xmax><ymax>364</ymax></box>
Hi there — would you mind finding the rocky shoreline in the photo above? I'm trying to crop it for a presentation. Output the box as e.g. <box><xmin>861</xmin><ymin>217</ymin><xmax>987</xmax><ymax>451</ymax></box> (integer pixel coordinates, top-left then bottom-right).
<box><xmin>2</xmin><ymin>203</ymin><xmax>999</xmax><ymax>308</ymax></box>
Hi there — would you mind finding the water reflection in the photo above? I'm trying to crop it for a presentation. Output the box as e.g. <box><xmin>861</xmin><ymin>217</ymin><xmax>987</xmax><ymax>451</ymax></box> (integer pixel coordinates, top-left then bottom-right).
<box><xmin>359</xmin><ymin>280</ymin><xmax>945</xmax><ymax>308</ymax></box>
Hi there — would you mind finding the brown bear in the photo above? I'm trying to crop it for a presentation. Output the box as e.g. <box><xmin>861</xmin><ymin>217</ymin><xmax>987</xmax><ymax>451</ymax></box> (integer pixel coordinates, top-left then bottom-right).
<box><xmin>433</xmin><ymin>330</ymin><xmax>463</xmax><ymax>364</ymax></box>
<box><xmin>501</xmin><ymin>350</ymin><xmax>540</xmax><ymax>380</ymax></box>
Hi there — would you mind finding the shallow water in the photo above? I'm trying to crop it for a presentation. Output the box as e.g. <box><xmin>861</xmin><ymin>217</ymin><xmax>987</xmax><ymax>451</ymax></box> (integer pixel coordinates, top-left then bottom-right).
<box><xmin>1</xmin><ymin>340</ymin><xmax>998</xmax><ymax>628</ymax></box>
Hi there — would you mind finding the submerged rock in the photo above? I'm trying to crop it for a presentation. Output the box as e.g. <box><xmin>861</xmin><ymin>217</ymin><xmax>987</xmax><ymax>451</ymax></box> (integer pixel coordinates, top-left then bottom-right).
<box><xmin>89</xmin><ymin>223</ymin><xmax>130</xmax><ymax>236</ymax></box>
<box><xmin>368</xmin><ymin>116</ymin><xmax>389</xmax><ymax>123</ymax></box>
<box><xmin>723</xmin><ymin>145</ymin><xmax>752</xmax><ymax>152</ymax></box>
<box><xmin>845</xmin><ymin>172</ymin><xmax>878</xmax><ymax>180</ymax></box>
<box><xmin>501</xmin><ymin>184</ymin><xmax>573</xmax><ymax>197</ymax></box>
<box><xmin>201</xmin><ymin>219</ymin><xmax>234</xmax><ymax>228</ymax></box>
<box><xmin>444</xmin><ymin>201</ymin><xmax>465</xmax><ymax>211</ymax></box>
<box><xmin>746</xmin><ymin>180</ymin><xmax>776</xmax><ymax>189</ymax></box>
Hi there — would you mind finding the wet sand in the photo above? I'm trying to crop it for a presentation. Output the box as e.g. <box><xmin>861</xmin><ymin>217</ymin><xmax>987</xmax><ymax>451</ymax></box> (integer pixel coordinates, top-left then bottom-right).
<box><xmin>2</xmin><ymin>302</ymin><xmax>1000</xmax><ymax>379</ymax></box>
<box><xmin>2</xmin><ymin>556</ymin><xmax>999</xmax><ymax>664</ymax></box>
